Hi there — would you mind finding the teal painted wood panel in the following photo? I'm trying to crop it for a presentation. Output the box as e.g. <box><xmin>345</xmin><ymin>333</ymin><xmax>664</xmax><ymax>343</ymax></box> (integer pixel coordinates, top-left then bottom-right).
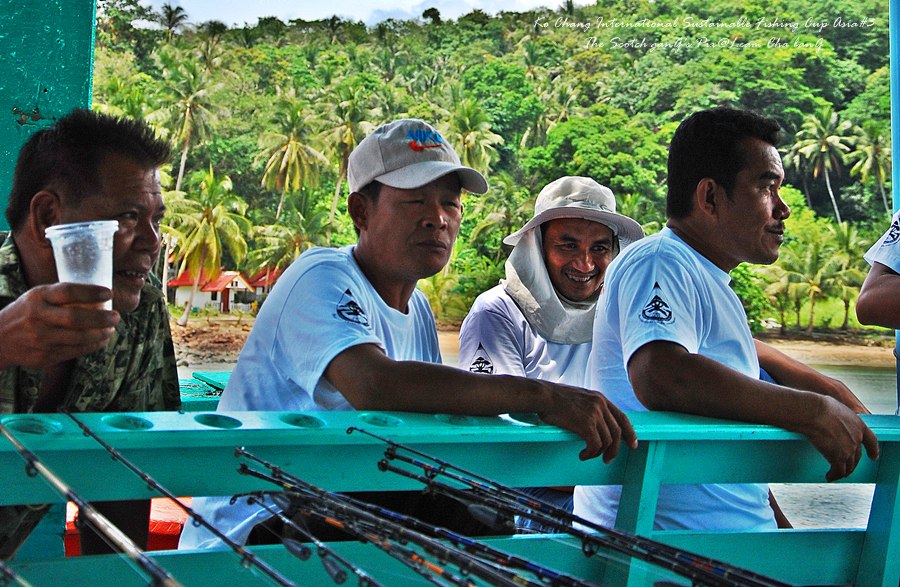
<box><xmin>0</xmin><ymin>0</ymin><xmax>95</xmax><ymax>230</ymax></box>
<box><xmin>1</xmin><ymin>411</ymin><xmax>898</xmax><ymax>585</ymax></box>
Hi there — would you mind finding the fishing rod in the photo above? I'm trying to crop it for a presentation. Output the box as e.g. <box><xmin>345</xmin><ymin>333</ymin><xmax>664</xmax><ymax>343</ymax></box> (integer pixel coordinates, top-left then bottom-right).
<box><xmin>0</xmin><ymin>558</ymin><xmax>34</xmax><ymax>587</ymax></box>
<box><xmin>347</xmin><ymin>427</ymin><xmax>792</xmax><ymax>587</ymax></box>
<box><xmin>236</xmin><ymin>455</ymin><xmax>526</xmax><ymax>587</ymax></box>
<box><xmin>236</xmin><ymin>476</ymin><xmax>477</xmax><ymax>587</ymax></box>
<box><xmin>244</xmin><ymin>489</ymin><xmax>472</xmax><ymax>587</ymax></box>
<box><xmin>243</xmin><ymin>491</ymin><xmax>383</xmax><ymax>587</ymax></box>
<box><xmin>236</xmin><ymin>449</ymin><xmax>595</xmax><ymax>587</ymax></box>
<box><xmin>61</xmin><ymin>410</ymin><xmax>299</xmax><ymax>587</ymax></box>
<box><xmin>236</xmin><ymin>448</ymin><xmax>552</xmax><ymax>587</ymax></box>
<box><xmin>0</xmin><ymin>421</ymin><xmax>182</xmax><ymax>587</ymax></box>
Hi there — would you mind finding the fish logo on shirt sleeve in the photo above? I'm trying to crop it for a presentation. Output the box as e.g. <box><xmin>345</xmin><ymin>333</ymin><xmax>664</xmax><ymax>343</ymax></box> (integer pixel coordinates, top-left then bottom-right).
<box><xmin>468</xmin><ymin>343</ymin><xmax>494</xmax><ymax>374</ymax></box>
<box><xmin>639</xmin><ymin>282</ymin><xmax>674</xmax><ymax>324</ymax></box>
<box><xmin>336</xmin><ymin>289</ymin><xmax>370</xmax><ymax>326</ymax></box>
<box><xmin>885</xmin><ymin>216</ymin><xmax>900</xmax><ymax>246</ymax></box>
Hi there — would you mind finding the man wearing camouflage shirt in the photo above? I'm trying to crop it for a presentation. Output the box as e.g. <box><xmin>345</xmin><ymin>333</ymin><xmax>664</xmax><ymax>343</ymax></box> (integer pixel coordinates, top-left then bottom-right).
<box><xmin>0</xmin><ymin>109</ymin><xmax>180</xmax><ymax>558</ymax></box>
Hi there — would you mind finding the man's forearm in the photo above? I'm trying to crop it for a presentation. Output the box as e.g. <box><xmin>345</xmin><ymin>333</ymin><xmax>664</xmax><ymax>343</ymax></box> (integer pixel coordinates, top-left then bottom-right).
<box><xmin>628</xmin><ymin>341</ymin><xmax>825</xmax><ymax>434</ymax></box>
<box><xmin>857</xmin><ymin>270</ymin><xmax>900</xmax><ymax>329</ymax></box>
<box><xmin>329</xmin><ymin>346</ymin><xmax>550</xmax><ymax>415</ymax></box>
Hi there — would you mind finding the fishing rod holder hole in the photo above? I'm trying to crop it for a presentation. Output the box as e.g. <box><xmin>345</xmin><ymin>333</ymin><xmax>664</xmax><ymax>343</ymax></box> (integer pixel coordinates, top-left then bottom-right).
<box><xmin>101</xmin><ymin>415</ymin><xmax>154</xmax><ymax>430</ymax></box>
<box><xmin>433</xmin><ymin>414</ymin><xmax>482</xmax><ymax>426</ymax></box>
<box><xmin>357</xmin><ymin>413</ymin><xmax>404</xmax><ymax>427</ymax></box>
<box><xmin>278</xmin><ymin>413</ymin><xmax>325</xmax><ymax>429</ymax></box>
<box><xmin>193</xmin><ymin>413</ymin><xmax>243</xmax><ymax>429</ymax></box>
<box><xmin>1</xmin><ymin>416</ymin><xmax>63</xmax><ymax>435</ymax></box>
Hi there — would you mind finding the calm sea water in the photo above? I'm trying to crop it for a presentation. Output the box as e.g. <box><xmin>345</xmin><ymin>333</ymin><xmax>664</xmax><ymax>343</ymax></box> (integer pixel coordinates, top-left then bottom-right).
<box><xmin>771</xmin><ymin>364</ymin><xmax>895</xmax><ymax>529</ymax></box>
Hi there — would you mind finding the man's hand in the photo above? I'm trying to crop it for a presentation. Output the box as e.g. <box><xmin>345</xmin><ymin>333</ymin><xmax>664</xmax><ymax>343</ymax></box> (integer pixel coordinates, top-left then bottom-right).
<box><xmin>805</xmin><ymin>395</ymin><xmax>879</xmax><ymax>482</ymax></box>
<box><xmin>0</xmin><ymin>283</ymin><xmax>119</xmax><ymax>369</ymax></box>
<box><xmin>537</xmin><ymin>382</ymin><xmax>638</xmax><ymax>463</ymax></box>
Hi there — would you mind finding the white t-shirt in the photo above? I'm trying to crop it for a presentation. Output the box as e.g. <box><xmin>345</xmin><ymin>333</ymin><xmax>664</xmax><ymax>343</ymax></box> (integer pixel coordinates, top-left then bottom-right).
<box><xmin>575</xmin><ymin>227</ymin><xmax>776</xmax><ymax>531</ymax></box>
<box><xmin>458</xmin><ymin>284</ymin><xmax>590</xmax><ymax>387</ymax></box>
<box><xmin>180</xmin><ymin>246</ymin><xmax>442</xmax><ymax>549</ymax></box>
<box><xmin>864</xmin><ymin>210</ymin><xmax>900</xmax><ymax>274</ymax></box>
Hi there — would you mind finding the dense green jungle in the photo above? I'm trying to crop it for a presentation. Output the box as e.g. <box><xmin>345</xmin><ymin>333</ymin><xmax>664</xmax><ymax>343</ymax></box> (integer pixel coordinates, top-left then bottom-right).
<box><xmin>95</xmin><ymin>0</ymin><xmax>892</xmax><ymax>334</ymax></box>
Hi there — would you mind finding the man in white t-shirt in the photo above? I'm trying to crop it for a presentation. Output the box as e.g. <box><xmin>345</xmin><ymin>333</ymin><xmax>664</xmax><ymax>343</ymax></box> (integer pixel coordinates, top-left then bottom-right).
<box><xmin>459</xmin><ymin>176</ymin><xmax>643</xmax><ymax>527</ymax></box>
<box><xmin>857</xmin><ymin>210</ymin><xmax>900</xmax><ymax>329</ymax></box>
<box><xmin>576</xmin><ymin>107</ymin><xmax>879</xmax><ymax>531</ymax></box>
<box><xmin>180</xmin><ymin>119</ymin><xmax>636</xmax><ymax>549</ymax></box>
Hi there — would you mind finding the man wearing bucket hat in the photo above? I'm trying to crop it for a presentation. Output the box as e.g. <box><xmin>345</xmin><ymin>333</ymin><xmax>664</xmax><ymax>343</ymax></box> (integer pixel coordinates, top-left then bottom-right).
<box><xmin>576</xmin><ymin>107</ymin><xmax>877</xmax><ymax>531</ymax></box>
<box><xmin>459</xmin><ymin>177</ymin><xmax>642</xmax><ymax>529</ymax></box>
<box><xmin>180</xmin><ymin>120</ymin><xmax>636</xmax><ymax>549</ymax></box>
<box><xmin>0</xmin><ymin>109</ymin><xmax>180</xmax><ymax>557</ymax></box>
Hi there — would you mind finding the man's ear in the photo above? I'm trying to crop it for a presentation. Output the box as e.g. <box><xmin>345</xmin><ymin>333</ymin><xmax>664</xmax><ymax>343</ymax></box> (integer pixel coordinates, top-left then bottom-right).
<box><xmin>347</xmin><ymin>192</ymin><xmax>368</xmax><ymax>233</ymax></box>
<box><xmin>27</xmin><ymin>191</ymin><xmax>61</xmax><ymax>248</ymax></box>
<box><xmin>693</xmin><ymin>178</ymin><xmax>722</xmax><ymax>218</ymax></box>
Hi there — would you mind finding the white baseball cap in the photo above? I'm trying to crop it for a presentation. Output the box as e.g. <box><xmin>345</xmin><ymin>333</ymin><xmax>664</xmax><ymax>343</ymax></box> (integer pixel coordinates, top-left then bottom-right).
<box><xmin>504</xmin><ymin>176</ymin><xmax>643</xmax><ymax>247</ymax></box>
<box><xmin>348</xmin><ymin>119</ymin><xmax>488</xmax><ymax>195</ymax></box>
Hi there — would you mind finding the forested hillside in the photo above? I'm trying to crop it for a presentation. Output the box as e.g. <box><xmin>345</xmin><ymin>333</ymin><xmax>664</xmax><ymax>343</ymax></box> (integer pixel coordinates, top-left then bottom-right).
<box><xmin>95</xmin><ymin>0</ymin><xmax>890</xmax><ymax>331</ymax></box>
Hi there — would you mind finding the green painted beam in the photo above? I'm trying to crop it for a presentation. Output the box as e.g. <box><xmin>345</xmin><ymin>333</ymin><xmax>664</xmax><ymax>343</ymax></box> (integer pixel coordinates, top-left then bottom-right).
<box><xmin>0</xmin><ymin>0</ymin><xmax>96</xmax><ymax>230</ymax></box>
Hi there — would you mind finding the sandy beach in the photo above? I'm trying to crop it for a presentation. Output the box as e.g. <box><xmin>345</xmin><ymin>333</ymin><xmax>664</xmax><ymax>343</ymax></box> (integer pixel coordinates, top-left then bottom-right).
<box><xmin>439</xmin><ymin>329</ymin><xmax>896</xmax><ymax>369</ymax></box>
<box><xmin>173</xmin><ymin>317</ymin><xmax>896</xmax><ymax>371</ymax></box>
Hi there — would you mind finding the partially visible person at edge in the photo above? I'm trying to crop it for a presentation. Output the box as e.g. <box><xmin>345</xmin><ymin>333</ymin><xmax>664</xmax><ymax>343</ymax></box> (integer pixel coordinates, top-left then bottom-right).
<box><xmin>576</xmin><ymin>106</ymin><xmax>878</xmax><ymax>531</ymax></box>
<box><xmin>0</xmin><ymin>109</ymin><xmax>180</xmax><ymax>558</ymax></box>
<box><xmin>857</xmin><ymin>210</ymin><xmax>900</xmax><ymax>330</ymax></box>
<box><xmin>858</xmin><ymin>209</ymin><xmax>900</xmax><ymax>416</ymax></box>
<box><xmin>179</xmin><ymin>119</ymin><xmax>636</xmax><ymax>550</ymax></box>
<box><xmin>459</xmin><ymin>176</ymin><xmax>643</xmax><ymax>532</ymax></box>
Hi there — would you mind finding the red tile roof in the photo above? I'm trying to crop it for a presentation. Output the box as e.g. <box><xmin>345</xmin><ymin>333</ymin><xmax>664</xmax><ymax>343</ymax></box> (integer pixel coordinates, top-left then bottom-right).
<box><xmin>247</xmin><ymin>267</ymin><xmax>282</xmax><ymax>288</ymax></box>
<box><xmin>167</xmin><ymin>270</ymin><xmax>252</xmax><ymax>292</ymax></box>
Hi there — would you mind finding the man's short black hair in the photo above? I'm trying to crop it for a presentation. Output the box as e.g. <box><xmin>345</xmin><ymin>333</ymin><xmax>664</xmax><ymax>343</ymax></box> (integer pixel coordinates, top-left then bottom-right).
<box><xmin>353</xmin><ymin>181</ymin><xmax>382</xmax><ymax>236</ymax></box>
<box><xmin>5</xmin><ymin>108</ymin><xmax>171</xmax><ymax>231</ymax></box>
<box><xmin>666</xmin><ymin>107</ymin><xmax>781</xmax><ymax>219</ymax></box>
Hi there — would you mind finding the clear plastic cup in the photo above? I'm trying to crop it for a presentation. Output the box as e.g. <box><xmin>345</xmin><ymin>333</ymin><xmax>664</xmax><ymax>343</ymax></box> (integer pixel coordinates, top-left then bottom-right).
<box><xmin>45</xmin><ymin>220</ymin><xmax>119</xmax><ymax>309</ymax></box>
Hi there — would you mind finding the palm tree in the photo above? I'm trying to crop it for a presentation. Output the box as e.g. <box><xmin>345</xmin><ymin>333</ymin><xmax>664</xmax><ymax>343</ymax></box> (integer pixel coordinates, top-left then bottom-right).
<box><xmin>521</xmin><ymin>77</ymin><xmax>581</xmax><ymax>150</ymax></box>
<box><xmin>443</xmin><ymin>98</ymin><xmax>503</xmax><ymax>174</ymax></box>
<box><xmin>850</xmin><ymin>121</ymin><xmax>892</xmax><ymax>215</ymax></box>
<box><xmin>760</xmin><ymin>264</ymin><xmax>793</xmax><ymax>335</ymax></box>
<box><xmin>792</xmin><ymin>106</ymin><xmax>855</xmax><ymax>224</ymax></box>
<box><xmin>154</xmin><ymin>49</ymin><xmax>222</xmax><ymax>192</ymax></box>
<box><xmin>829</xmin><ymin>222</ymin><xmax>871</xmax><ymax>330</ymax></box>
<box><xmin>319</xmin><ymin>82</ymin><xmax>379</xmax><ymax>232</ymax></box>
<box><xmin>171</xmin><ymin>166</ymin><xmax>250</xmax><ymax>326</ymax></box>
<box><xmin>248</xmin><ymin>191</ymin><xmax>333</xmax><ymax>292</ymax></box>
<box><xmin>777</xmin><ymin>235</ymin><xmax>842</xmax><ymax>335</ymax></box>
<box><xmin>257</xmin><ymin>89</ymin><xmax>328</xmax><ymax>220</ymax></box>
<box><xmin>781</xmin><ymin>142</ymin><xmax>814</xmax><ymax>208</ymax></box>
<box><xmin>159</xmin><ymin>3</ymin><xmax>189</xmax><ymax>42</ymax></box>
<box><xmin>159</xmin><ymin>186</ymin><xmax>193</xmax><ymax>301</ymax></box>
<box><xmin>467</xmin><ymin>172</ymin><xmax>532</xmax><ymax>263</ymax></box>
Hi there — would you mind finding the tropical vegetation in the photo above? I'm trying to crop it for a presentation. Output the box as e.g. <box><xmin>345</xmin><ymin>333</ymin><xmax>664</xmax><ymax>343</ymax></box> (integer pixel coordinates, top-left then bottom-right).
<box><xmin>93</xmin><ymin>0</ymin><xmax>891</xmax><ymax>333</ymax></box>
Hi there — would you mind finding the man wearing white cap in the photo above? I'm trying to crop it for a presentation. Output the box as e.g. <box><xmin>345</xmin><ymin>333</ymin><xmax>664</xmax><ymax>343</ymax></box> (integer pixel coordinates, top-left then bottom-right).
<box><xmin>180</xmin><ymin>120</ymin><xmax>636</xmax><ymax>549</ymax></box>
<box><xmin>459</xmin><ymin>176</ymin><xmax>643</xmax><ymax>528</ymax></box>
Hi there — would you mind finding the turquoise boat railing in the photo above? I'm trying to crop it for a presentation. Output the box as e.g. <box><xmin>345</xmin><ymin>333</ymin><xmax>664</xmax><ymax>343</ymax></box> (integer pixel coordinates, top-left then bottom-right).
<box><xmin>1</xmin><ymin>409</ymin><xmax>898</xmax><ymax>586</ymax></box>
